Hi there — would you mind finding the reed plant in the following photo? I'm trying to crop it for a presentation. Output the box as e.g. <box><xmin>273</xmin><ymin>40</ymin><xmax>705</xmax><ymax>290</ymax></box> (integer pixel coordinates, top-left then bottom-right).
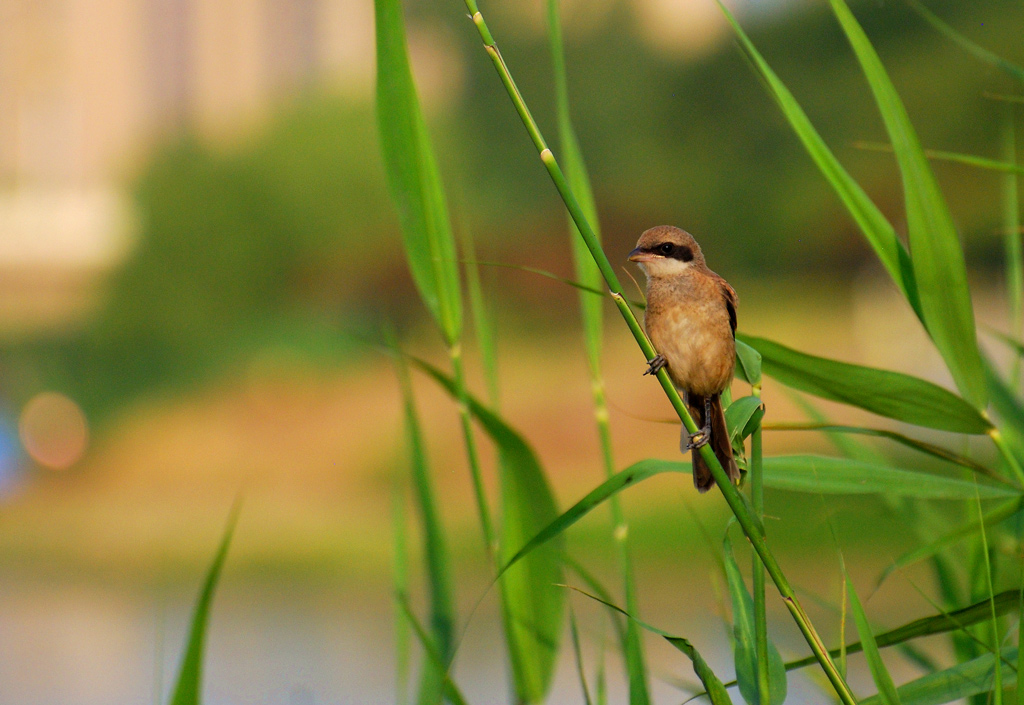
<box><xmin>369</xmin><ymin>0</ymin><xmax>1024</xmax><ymax>703</ymax></box>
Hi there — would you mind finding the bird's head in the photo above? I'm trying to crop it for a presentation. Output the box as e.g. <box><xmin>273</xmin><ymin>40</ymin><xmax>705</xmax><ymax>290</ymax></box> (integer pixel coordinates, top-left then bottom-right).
<box><xmin>627</xmin><ymin>225</ymin><xmax>704</xmax><ymax>278</ymax></box>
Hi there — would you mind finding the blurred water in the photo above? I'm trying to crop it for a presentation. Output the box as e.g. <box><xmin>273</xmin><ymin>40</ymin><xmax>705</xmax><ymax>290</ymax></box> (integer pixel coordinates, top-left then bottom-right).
<box><xmin>0</xmin><ymin>575</ymin><xmax>853</xmax><ymax>705</ymax></box>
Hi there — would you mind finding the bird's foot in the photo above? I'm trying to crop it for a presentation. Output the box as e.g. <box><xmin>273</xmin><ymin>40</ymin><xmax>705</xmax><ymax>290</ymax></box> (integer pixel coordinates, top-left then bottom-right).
<box><xmin>685</xmin><ymin>424</ymin><xmax>712</xmax><ymax>450</ymax></box>
<box><xmin>644</xmin><ymin>355</ymin><xmax>667</xmax><ymax>376</ymax></box>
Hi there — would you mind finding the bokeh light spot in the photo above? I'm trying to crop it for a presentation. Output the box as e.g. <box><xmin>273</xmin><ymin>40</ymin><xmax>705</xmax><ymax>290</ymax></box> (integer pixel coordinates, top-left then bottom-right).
<box><xmin>19</xmin><ymin>392</ymin><xmax>89</xmax><ymax>470</ymax></box>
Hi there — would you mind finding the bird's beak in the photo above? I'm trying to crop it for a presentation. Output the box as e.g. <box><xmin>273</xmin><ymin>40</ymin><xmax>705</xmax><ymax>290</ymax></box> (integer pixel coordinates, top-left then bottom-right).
<box><xmin>628</xmin><ymin>247</ymin><xmax>656</xmax><ymax>263</ymax></box>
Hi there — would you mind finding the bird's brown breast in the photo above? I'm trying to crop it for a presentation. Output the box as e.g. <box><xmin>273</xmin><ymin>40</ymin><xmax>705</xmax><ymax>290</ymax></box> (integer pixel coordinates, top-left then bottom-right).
<box><xmin>644</xmin><ymin>270</ymin><xmax>735</xmax><ymax>396</ymax></box>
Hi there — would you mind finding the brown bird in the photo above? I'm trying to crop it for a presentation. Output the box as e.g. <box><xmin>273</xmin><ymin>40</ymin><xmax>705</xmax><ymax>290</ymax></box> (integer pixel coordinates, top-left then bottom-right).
<box><xmin>628</xmin><ymin>225</ymin><xmax>740</xmax><ymax>493</ymax></box>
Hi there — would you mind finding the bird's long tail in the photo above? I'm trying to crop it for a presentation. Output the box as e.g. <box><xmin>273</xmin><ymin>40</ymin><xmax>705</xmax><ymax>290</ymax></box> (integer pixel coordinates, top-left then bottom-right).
<box><xmin>684</xmin><ymin>393</ymin><xmax>740</xmax><ymax>493</ymax></box>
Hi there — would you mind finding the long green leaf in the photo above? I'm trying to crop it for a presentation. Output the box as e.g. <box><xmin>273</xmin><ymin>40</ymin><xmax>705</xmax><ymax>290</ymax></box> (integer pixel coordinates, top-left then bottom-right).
<box><xmin>847</xmin><ymin>577</ymin><xmax>902</xmax><ymax>705</ymax></box>
<box><xmin>830</xmin><ymin>0</ymin><xmax>987</xmax><ymax>409</ymax></box>
<box><xmin>861</xmin><ymin>647</ymin><xmax>1019</xmax><ymax>705</ymax></box>
<box><xmin>906</xmin><ymin>0</ymin><xmax>1024</xmax><ymax>84</ymax></box>
<box><xmin>714</xmin><ymin>0</ymin><xmax>919</xmax><ymax>317</ymax></box>
<box><xmin>501</xmin><ymin>454</ymin><xmax>1017</xmax><ymax>579</ymax></box>
<box><xmin>168</xmin><ymin>500</ymin><xmax>241</xmax><ymax>705</ymax></box>
<box><xmin>741</xmin><ymin>335</ymin><xmax>991</xmax><ymax>434</ymax></box>
<box><xmin>461</xmin><ymin>229</ymin><xmax>500</xmax><ymax>408</ymax></box>
<box><xmin>724</xmin><ymin>531</ymin><xmax>787</xmax><ymax>705</ymax></box>
<box><xmin>763</xmin><ymin>455</ymin><xmax>1016</xmax><ymax>498</ymax></box>
<box><xmin>764</xmin><ymin>422</ymin><xmax>1004</xmax><ymax>483</ymax></box>
<box><xmin>410</xmin><ymin>356</ymin><xmax>564</xmax><ymax>702</ymax></box>
<box><xmin>783</xmin><ymin>590</ymin><xmax>1021</xmax><ymax>673</ymax></box>
<box><xmin>391</xmin><ymin>339</ymin><xmax>455</xmax><ymax>705</ymax></box>
<box><xmin>375</xmin><ymin>0</ymin><xmax>461</xmax><ymax>344</ymax></box>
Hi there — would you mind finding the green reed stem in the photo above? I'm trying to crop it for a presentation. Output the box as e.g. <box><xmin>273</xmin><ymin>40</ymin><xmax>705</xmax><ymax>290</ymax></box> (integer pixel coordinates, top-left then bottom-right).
<box><xmin>451</xmin><ymin>342</ymin><xmax>497</xmax><ymax>558</ymax></box>
<box><xmin>461</xmin><ymin>5</ymin><xmax>857</xmax><ymax>703</ymax></box>
<box><xmin>751</xmin><ymin>383</ymin><xmax>770</xmax><ymax>705</ymax></box>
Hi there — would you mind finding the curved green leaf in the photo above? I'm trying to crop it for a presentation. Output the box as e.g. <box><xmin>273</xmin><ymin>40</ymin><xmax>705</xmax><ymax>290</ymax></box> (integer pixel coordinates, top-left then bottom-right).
<box><xmin>715</xmin><ymin>1</ymin><xmax>919</xmax><ymax>317</ymax></box>
<box><xmin>735</xmin><ymin>340</ymin><xmax>763</xmax><ymax>386</ymax></box>
<box><xmin>830</xmin><ymin>0</ymin><xmax>987</xmax><ymax>409</ymax></box>
<box><xmin>169</xmin><ymin>500</ymin><xmax>241</xmax><ymax>705</ymax></box>
<box><xmin>740</xmin><ymin>335</ymin><xmax>991</xmax><ymax>434</ymax></box>
<box><xmin>724</xmin><ymin>532</ymin><xmax>787</xmax><ymax>705</ymax></box>
<box><xmin>410</xmin><ymin>356</ymin><xmax>564</xmax><ymax>702</ymax></box>
<box><xmin>726</xmin><ymin>396</ymin><xmax>764</xmax><ymax>443</ymax></box>
<box><xmin>375</xmin><ymin>0</ymin><xmax>461</xmax><ymax>344</ymax></box>
<box><xmin>861</xmin><ymin>647</ymin><xmax>1018</xmax><ymax>705</ymax></box>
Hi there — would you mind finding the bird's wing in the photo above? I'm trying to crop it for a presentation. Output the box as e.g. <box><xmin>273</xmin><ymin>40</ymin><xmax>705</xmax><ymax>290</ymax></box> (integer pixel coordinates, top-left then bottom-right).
<box><xmin>712</xmin><ymin>274</ymin><xmax>738</xmax><ymax>337</ymax></box>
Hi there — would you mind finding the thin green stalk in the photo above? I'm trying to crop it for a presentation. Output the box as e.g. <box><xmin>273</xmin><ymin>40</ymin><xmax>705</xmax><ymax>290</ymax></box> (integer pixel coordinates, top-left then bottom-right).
<box><xmin>1003</xmin><ymin>115</ymin><xmax>1022</xmax><ymax>389</ymax></box>
<box><xmin>976</xmin><ymin>480</ymin><xmax>1003</xmax><ymax>705</ymax></box>
<box><xmin>991</xmin><ymin>428</ymin><xmax>1024</xmax><ymax>489</ymax></box>
<box><xmin>460</xmin><ymin>5</ymin><xmax>857</xmax><ymax>703</ymax></box>
<box><xmin>450</xmin><ymin>343</ymin><xmax>496</xmax><ymax>558</ymax></box>
<box><xmin>544</xmin><ymin>0</ymin><xmax>648</xmax><ymax>697</ymax></box>
<box><xmin>751</xmin><ymin>383</ymin><xmax>770</xmax><ymax>705</ymax></box>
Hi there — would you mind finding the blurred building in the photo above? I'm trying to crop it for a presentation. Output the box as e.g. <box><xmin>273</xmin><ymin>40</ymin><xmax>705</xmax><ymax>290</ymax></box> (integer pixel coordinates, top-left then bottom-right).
<box><xmin>0</xmin><ymin>0</ymin><xmax>375</xmax><ymax>333</ymax></box>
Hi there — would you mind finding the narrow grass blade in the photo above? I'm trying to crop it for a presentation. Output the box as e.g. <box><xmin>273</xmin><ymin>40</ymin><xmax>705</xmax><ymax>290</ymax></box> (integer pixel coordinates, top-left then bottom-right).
<box><xmin>667</xmin><ymin>638</ymin><xmax>736</xmax><ymax>705</ymax></box>
<box><xmin>724</xmin><ymin>531</ymin><xmax>788</xmax><ymax>705</ymax></box>
<box><xmin>906</xmin><ymin>0</ymin><xmax>1024</xmax><ymax>84</ymax></box>
<box><xmin>847</xmin><ymin>577</ymin><xmax>902</xmax><ymax>705</ymax></box>
<box><xmin>830</xmin><ymin>0</ymin><xmax>987</xmax><ymax>409</ymax></box>
<box><xmin>374</xmin><ymin>0</ymin><xmax>461</xmax><ymax>344</ymax></box>
<box><xmin>409</xmin><ymin>356</ymin><xmax>564</xmax><ymax>702</ymax></box>
<box><xmin>782</xmin><ymin>590</ymin><xmax>1021</xmax><ymax>673</ymax></box>
<box><xmin>853</xmin><ymin>142</ymin><xmax>1024</xmax><ymax>176</ymax></box>
<box><xmin>564</xmin><ymin>585</ymin><xmax>734</xmax><ymax>705</ymax></box>
<box><xmin>395</xmin><ymin>594</ymin><xmax>471</xmax><ymax>705</ymax></box>
<box><xmin>715</xmin><ymin>0</ymin><xmax>919</xmax><ymax>317</ymax></box>
<box><xmin>569</xmin><ymin>606</ymin><xmax>595</xmax><ymax>705</ymax></box>
<box><xmin>860</xmin><ymin>647</ymin><xmax>1018</xmax><ymax>705</ymax></box>
<box><xmin>390</xmin><ymin>338</ymin><xmax>456</xmax><ymax>704</ymax></box>
<box><xmin>764</xmin><ymin>423</ymin><xmax>1004</xmax><ymax>483</ymax></box>
<box><xmin>168</xmin><ymin>500</ymin><xmax>241</xmax><ymax>705</ymax></box>
<box><xmin>878</xmin><ymin>500</ymin><xmax>1024</xmax><ymax>587</ymax></box>
<box><xmin>741</xmin><ymin>335</ymin><xmax>991</xmax><ymax>434</ymax></box>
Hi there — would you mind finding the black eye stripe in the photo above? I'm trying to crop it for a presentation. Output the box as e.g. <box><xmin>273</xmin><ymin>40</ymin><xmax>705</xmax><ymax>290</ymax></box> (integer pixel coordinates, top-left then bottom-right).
<box><xmin>650</xmin><ymin>243</ymin><xmax>694</xmax><ymax>262</ymax></box>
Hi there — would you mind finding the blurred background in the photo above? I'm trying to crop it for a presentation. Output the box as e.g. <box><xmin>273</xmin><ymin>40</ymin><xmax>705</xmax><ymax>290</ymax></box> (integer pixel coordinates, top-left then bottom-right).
<box><xmin>0</xmin><ymin>0</ymin><xmax>1021</xmax><ymax>702</ymax></box>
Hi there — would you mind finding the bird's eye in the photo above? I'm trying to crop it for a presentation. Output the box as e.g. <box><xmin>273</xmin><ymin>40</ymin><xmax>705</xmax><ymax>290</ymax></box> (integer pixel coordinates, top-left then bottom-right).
<box><xmin>659</xmin><ymin>243</ymin><xmax>673</xmax><ymax>255</ymax></box>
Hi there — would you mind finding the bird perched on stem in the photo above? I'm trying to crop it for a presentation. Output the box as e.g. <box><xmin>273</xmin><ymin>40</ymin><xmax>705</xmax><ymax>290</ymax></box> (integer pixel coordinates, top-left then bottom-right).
<box><xmin>628</xmin><ymin>225</ymin><xmax>740</xmax><ymax>493</ymax></box>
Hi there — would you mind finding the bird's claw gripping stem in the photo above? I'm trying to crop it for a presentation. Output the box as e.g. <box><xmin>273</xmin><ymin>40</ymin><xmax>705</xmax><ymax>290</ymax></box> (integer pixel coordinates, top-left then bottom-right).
<box><xmin>644</xmin><ymin>354</ymin><xmax>666</xmax><ymax>376</ymax></box>
<box><xmin>684</xmin><ymin>396</ymin><xmax>714</xmax><ymax>451</ymax></box>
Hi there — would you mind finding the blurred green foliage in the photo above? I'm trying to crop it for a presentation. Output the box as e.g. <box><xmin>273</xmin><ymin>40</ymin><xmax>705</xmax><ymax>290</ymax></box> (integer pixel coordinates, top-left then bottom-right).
<box><xmin>5</xmin><ymin>0</ymin><xmax>1021</xmax><ymax>419</ymax></box>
